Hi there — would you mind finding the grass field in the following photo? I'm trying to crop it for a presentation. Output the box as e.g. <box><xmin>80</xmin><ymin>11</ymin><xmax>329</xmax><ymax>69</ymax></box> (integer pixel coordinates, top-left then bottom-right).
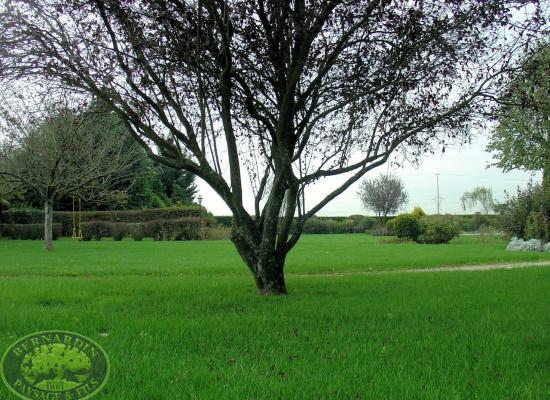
<box><xmin>0</xmin><ymin>235</ymin><xmax>549</xmax><ymax>399</ymax></box>
<box><xmin>1</xmin><ymin>234</ymin><xmax>550</xmax><ymax>277</ymax></box>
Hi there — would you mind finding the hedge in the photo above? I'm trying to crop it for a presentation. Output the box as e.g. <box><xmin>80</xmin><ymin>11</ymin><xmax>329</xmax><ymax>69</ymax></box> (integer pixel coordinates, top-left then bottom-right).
<box><xmin>0</xmin><ymin>206</ymin><xmax>205</xmax><ymax>237</ymax></box>
<box><xmin>79</xmin><ymin>218</ymin><xmax>202</xmax><ymax>241</ymax></box>
<box><xmin>0</xmin><ymin>223</ymin><xmax>61</xmax><ymax>240</ymax></box>
<box><xmin>0</xmin><ymin>206</ymin><xmax>202</xmax><ymax>223</ymax></box>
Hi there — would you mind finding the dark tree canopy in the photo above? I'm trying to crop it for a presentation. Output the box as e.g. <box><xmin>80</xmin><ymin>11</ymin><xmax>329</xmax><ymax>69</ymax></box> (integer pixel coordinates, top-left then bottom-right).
<box><xmin>0</xmin><ymin>0</ymin><xmax>545</xmax><ymax>293</ymax></box>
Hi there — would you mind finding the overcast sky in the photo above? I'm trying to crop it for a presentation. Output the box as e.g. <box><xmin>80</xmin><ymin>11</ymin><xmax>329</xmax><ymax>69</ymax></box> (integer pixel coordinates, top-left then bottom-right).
<box><xmin>196</xmin><ymin>133</ymin><xmax>541</xmax><ymax>217</ymax></box>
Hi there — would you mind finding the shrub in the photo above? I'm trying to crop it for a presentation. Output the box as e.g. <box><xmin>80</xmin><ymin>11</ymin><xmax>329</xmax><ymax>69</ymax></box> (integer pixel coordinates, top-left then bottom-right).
<box><xmin>393</xmin><ymin>214</ymin><xmax>420</xmax><ymax>241</ymax></box>
<box><xmin>0</xmin><ymin>223</ymin><xmax>61</xmax><ymax>240</ymax></box>
<box><xmin>214</xmin><ymin>216</ymin><xmax>233</xmax><ymax>228</ymax></box>
<box><xmin>340</xmin><ymin>219</ymin><xmax>355</xmax><ymax>233</ymax></box>
<box><xmin>410</xmin><ymin>207</ymin><xmax>426</xmax><ymax>218</ymax></box>
<box><xmin>143</xmin><ymin>218</ymin><xmax>201</xmax><ymax>240</ymax></box>
<box><xmin>303</xmin><ymin>217</ymin><xmax>330</xmax><ymax>234</ymax></box>
<box><xmin>129</xmin><ymin>223</ymin><xmax>144</xmax><ymax>241</ymax></box>
<box><xmin>143</xmin><ymin>220</ymin><xmax>162</xmax><ymax>240</ymax></box>
<box><xmin>385</xmin><ymin>218</ymin><xmax>396</xmax><ymax>235</ymax></box>
<box><xmin>351</xmin><ymin>216</ymin><xmax>376</xmax><ymax>233</ymax></box>
<box><xmin>371</xmin><ymin>225</ymin><xmax>390</xmax><ymax>236</ymax></box>
<box><xmin>0</xmin><ymin>209</ymin><xmax>43</xmax><ymax>224</ymax></box>
<box><xmin>0</xmin><ymin>206</ymin><xmax>204</xmax><ymax>236</ymax></box>
<box><xmin>417</xmin><ymin>217</ymin><xmax>460</xmax><ymax>244</ymax></box>
<box><xmin>477</xmin><ymin>224</ymin><xmax>500</xmax><ymax>242</ymax></box>
<box><xmin>472</xmin><ymin>212</ymin><xmax>489</xmax><ymax>230</ymax></box>
<box><xmin>202</xmin><ymin>226</ymin><xmax>231</xmax><ymax>240</ymax></box>
<box><xmin>455</xmin><ymin>215</ymin><xmax>477</xmax><ymax>232</ymax></box>
<box><xmin>82</xmin><ymin>230</ymin><xmax>93</xmax><ymax>241</ymax></box>
<box><xmin>111</xmin><ymin>223</ymin><xmax>128</xmax><ymax>241</ymax></box>
<box><xmin>82</xmin><ymin>221</ymin><xmax>110</xmax><ymax>241</ymax></box>
<box><xmin>498</xmin><ymin>182</ymin><xmax>548</xmax><ymax>239</ymax></box>
<box><xmin>524</xmin><ymin>211</ymin><xmax>549</xmax><ymax>241</ymax></box>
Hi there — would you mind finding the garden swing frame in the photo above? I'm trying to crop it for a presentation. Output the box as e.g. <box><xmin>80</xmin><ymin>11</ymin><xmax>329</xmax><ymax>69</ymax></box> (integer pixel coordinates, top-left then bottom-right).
<box><xmin>72</xmin><ymin>196</ymin><xmax>83</xmax><ymax>239</ymax></box>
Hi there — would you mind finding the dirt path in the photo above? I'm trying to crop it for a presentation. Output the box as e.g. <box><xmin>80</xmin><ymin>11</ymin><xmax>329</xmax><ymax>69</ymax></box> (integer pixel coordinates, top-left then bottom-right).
<box><xmin>290</xmin><ymin>260</ymin><xmax>550</xmax><ymax>278</ymax></box>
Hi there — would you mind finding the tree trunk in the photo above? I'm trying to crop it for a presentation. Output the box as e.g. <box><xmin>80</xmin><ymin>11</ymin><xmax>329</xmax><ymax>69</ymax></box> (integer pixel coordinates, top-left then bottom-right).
<box><xmin>43</xmin><ymin>199</ymin><xmax>53</xmax><ymax>251</ymax></box>
<box><xmin>230</xmin><ymin>224</ymin><xmax>288</xmax><ymax>296</ymax></box>
<box><xmin>251</xmin><ymin>256</ymin><xmax>287</xmax><ymax>296</ymax></box>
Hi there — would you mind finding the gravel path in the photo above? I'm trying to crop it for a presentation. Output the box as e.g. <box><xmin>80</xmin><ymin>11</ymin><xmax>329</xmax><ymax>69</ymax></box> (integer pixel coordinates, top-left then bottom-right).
<box><xmin>290</xmin><ymin>260</ymin><xmax>550</xmax><ymax>277</ymax></box>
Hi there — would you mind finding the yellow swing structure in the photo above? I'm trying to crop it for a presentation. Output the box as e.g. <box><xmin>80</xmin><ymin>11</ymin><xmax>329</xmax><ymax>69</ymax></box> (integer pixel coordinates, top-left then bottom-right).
<box><xmin>72</xmin><ymin>196</ymin><xmax>83</xmax><ymax>240</ymax></box>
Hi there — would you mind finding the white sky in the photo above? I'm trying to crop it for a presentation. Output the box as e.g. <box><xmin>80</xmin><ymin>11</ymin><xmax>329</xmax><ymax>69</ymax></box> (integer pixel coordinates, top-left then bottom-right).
<box><xmin>197</xmin><ymin>133</ymin><xmax>541</xmax><ymax>217</ymax></box>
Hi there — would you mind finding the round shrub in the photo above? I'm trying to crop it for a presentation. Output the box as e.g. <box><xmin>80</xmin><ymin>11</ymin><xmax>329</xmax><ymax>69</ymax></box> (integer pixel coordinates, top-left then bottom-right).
<box><xmin>130</xmin><ymin>223</ymin><xmax>144</xmax><ymax>241</ymax></box>
<box><xmin>410</xmin><ymin>207</ymin><xmax>426</xmax><ymax>218</ymax></box>
<box><xmin>417</xmin><ymin>217</ymin><xmax>460</xmax><ymax>244</ymax></box>
<box><xmin>524</xmin><ymin>211</ymin><xmax>549</xmax><ymax>241</ymax></box>
<box><xmin>393</xmin><ymin>214</ymin><xmax>420</xmax><ymax>241</ymax></box>
<box><xmin>82</xmin><ymin>221</ymin><xmax>110</xmax><ymax>241</ymax></box>
<box><xmin>111</xmin><ymin>223</ymin><xmax>128</xmax><ymax>241</ymax></box>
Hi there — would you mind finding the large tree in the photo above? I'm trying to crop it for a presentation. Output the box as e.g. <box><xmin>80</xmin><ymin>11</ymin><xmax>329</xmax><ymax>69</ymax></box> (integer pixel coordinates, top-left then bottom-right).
<box><xmin>487</xmin><ymin>44</ymin><xmax>550</xmax><ymax>192</ymax></box>
<box><xmin>0</xmin><ymin>0</ymin><xmax>545</xmax><ymax>293</ymax></box>
<box><xmin>0</xmin><ymin>99</ymin><xmax>139</xmax><ymax>250</ymax></box>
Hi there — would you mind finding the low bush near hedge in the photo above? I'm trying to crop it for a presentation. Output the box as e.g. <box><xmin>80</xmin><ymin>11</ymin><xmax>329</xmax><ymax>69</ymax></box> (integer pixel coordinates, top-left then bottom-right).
<box><xmin>301</xmin><ymin>217</ymin><xmax>357</xmax><ymax>234</ymax></box>
<box><xmin>392</xmin><ymin>214</ymin><xmax>420</xmax><ymax>241</ymax></box>
<box><xmin>77</xmin><ymin>218</ymin><xmax>201</xmax><ymax>241</ymax></box>
<box><xmin>202</xmin><ymin>226</ymin><xmax>231</xmax><ymax>240</ymax></box>
<box><xmin>417</xmin><ymin>217</ymin><xmax>460</xmax><ymax>244</ymax></box>
<box><xmin>383</xmin><ymin>214</ymin><xmax>459</xmax><ymax>244</ymax></box>
<box><xmin>82</xmin><ymin>221</ymin><xmax>111</xmax><ymax>241</ymax></box>
<box><xmin>143</xmin><ymin>218</ymin><xmax>201</xmax><ymax>240</ymax></box>
<box><xmin>0</xmin><ymin>223</ymin><xmax>61</xmax><ymax>240</ymax></box>
<box><xmin>111</xmin><ymin>224</ymin><xmax>128</xmax><ymax>241</ymax></box>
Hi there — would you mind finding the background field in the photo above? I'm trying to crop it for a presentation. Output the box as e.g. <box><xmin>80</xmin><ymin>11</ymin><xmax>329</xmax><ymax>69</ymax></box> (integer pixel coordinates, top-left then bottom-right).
<box><xmin>1</xmin><ymin>235</ymin><xmax>549</xmax><ymax>399</ymax></box>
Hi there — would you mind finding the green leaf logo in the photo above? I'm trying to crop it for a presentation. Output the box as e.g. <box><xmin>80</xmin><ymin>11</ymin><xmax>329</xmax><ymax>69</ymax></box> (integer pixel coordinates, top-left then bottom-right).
<box><xmin>1</xmin><ymin>331</ymin><xmax>110</xmax><ymax>400</ymax></box>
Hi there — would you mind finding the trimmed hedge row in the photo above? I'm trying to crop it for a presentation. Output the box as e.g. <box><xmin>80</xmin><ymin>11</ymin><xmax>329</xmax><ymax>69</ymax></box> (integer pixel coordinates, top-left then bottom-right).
<box><xmin>217</xmin><ymin>213</ymin><xmax>497</xmax><ymax>234</ymax></box>
<box><xmin>80</xmin><ymin>218</ymin><xmax>201</xmax><ymax>241</ymax></box>
<box><xmin>0</xmin><ymin>206</ymin><xmax>201</xmax><ymax>224</ymax></box>
<box><xmin>0</xmin><ymin>207</ymin><xmax>204</xmax><ymax>237</ymax></box>
<box><xmin>0</xmin><ymin>223</ymin><xmax>61</xmax><ymax>240</ymax></box>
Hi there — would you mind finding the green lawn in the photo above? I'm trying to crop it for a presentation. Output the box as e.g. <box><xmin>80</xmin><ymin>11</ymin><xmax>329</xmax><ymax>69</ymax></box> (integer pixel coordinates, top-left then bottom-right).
<box><xmin>0</xmin><ymin>236</ymin><xmax>549</xmax><ymax>399</ymax></box>
<box><xmin>1</xmin><ymin>234</ymin><xmax>549</xmax><ymax>277</ymax></box>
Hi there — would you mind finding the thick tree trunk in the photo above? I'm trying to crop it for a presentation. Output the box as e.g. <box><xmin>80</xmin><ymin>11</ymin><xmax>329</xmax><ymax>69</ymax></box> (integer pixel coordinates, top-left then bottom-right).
<box><xmin>230</xmin><ymin>224</ymin><xmax>288</xmax><ymax>296</ymax></box>
<box><xmin>251</xmin><ymin>257</ymin><xmax>287</xmax><ymax>296</ymax></box>
<box><xmin>43</xmin><ymin>199</ymin><xmax>53</xmax><ymax>251</ymax></box>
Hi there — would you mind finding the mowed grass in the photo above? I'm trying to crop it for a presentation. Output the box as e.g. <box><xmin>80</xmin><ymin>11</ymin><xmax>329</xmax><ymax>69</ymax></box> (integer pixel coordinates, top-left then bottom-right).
<box><xmin>0</xmin><ymin>236</ymin><xmax>549</xmax><ymax>399</ymax></box>
<box><xmin>1</xmin><ymin>234</ymin><xmax>549</xmax><ymax>277</ymax></box>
